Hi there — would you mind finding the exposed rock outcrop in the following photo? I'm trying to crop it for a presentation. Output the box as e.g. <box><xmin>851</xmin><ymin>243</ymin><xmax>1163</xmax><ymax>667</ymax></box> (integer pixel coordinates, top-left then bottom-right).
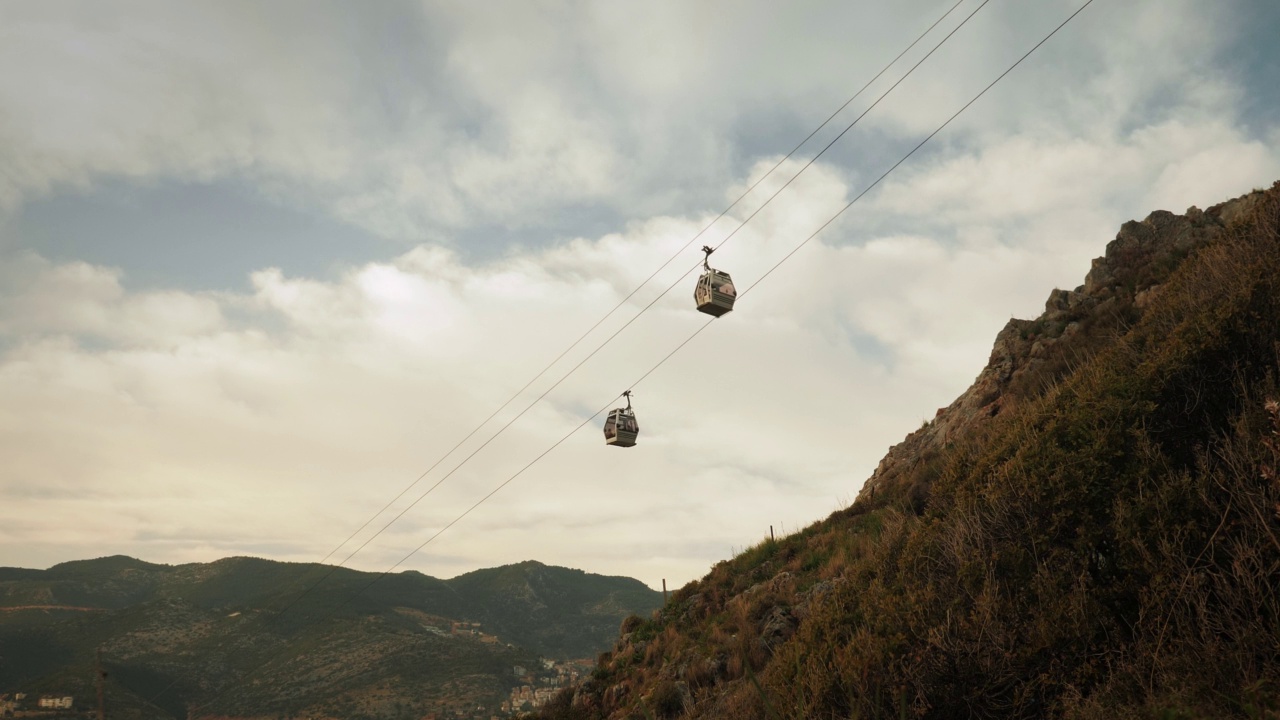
<box><xmin>858</xmin><ymin>190</ymin><xmax>1265</xmax><ymax>501</ymax></box>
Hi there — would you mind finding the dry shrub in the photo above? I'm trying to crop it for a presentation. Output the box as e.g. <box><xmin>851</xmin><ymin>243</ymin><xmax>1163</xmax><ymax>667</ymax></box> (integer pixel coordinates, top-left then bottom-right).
<box><xmin>647</xmin><ymin>680</ymin><xmax>684</xmax><ymax>718</ymax></box>
<box><xmin>619</xmin><ymin>614</ymin><xmax>645</xmax><ymax>635</ymax></box>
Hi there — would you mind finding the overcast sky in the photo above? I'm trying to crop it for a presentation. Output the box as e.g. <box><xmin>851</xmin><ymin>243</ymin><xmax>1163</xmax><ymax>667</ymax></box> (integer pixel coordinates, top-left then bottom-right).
<box><xmin>2</xmin><ymin>0</ymin><xmax>1278</xmax><ymax>591</ymax></box>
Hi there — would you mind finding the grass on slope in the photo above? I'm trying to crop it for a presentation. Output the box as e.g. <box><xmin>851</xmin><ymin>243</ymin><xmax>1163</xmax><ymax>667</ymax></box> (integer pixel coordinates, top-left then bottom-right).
<box><xmin>549</xmin><ymin>183</ymin><xmax>1280</xmax><ymax>720</ymax></box>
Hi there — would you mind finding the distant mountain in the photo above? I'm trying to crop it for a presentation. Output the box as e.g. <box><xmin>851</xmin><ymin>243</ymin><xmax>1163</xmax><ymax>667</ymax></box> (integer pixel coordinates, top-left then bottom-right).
<box><xmin>540</xmin><ymin>185</ymin><xmax>1280</xmax><ymax>719</ymax></box>
<box><xmin>450</xmin><ymin>561</ymin><xmax>661</xmax><ymax>660</ymax></box>
<box><xmin>0</xmin><ymin>555</ymin><xmax>661</xmax><ymax>720</ymax></box>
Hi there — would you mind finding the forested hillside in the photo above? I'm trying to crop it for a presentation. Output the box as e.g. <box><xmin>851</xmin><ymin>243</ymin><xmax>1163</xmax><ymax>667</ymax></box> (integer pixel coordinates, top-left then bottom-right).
<box><xmin>0</xmin><ymin>556</ymin><xmax>660</xmax><ymax>719</ymax></box>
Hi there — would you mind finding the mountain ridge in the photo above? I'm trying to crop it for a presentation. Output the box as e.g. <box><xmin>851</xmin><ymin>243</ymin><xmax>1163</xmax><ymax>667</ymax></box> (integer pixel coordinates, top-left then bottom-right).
<box><xmin>0</xmin><ymin>554</ymin><xmax>662</xmax><ymax>719</ymax></box>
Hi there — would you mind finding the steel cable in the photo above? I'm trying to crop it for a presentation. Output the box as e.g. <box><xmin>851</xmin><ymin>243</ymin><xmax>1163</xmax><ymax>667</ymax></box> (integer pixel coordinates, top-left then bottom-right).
<box><xmin>261</xmin><ymin>0</ymin><xmax>977</xmax><ymax>618</ymax></box>
<box><xmin>163</xmin><ymin>0</ymin><xmax>1101</xmax><ymax>713</ymax></box>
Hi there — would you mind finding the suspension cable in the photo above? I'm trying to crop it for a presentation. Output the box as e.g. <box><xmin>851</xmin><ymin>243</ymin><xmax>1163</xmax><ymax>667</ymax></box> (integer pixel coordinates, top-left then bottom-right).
<box><xmin>316</xmin><ymin>0</ymin><xmax>995</xmax><ymax>576</ymax></box>
<box><xmin>255</xmin><ymin>0</ymin><xmax>977</xmax><ymax>619</ymax></box>
<box><xmin>318</xmin><ymin>0</ymin><xmax>1099</xmax><ymax>640</ymax></box>
<box><xmin>142</xmin><ymin>3</ymin><xmax>975</xmax><ymax>708</ymax></box>
<box><xmin>304</xmin><ymin>0</ymin><xmax>992</xmax><ymax>580</ymax></box>
<box><xmin>180</xmin><ymin>1</ymin><xmax>1100</xmax><ymax>712</ymax></box>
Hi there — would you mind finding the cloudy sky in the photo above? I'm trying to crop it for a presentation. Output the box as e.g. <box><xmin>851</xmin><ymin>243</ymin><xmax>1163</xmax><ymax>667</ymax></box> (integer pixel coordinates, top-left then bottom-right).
<box><xmin>2</xmin><ymin>0</ymin><xmax>1278</xmax><ymax>591</ymax></box>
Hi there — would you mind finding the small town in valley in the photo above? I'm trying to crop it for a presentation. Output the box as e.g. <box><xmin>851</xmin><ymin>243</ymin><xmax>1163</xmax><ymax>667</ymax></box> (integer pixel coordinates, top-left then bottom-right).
<box><xmin>2</xmin><ymin>620</ymin><xmax>597</xmax><ymax>720</ymax></box>
<box><xmin>441</xmin><ymin>620</ymin><xmax>595</xmax><ymax>716</ymax></box>
<box><xmin>499</xmin><ymin>658</ymin><xmax>595</xmax><ymax>716</ymax></box>
<box><xmin>0</xmin><ymin>693</ymin><xmax>77</xmax><ymax>718</ymax></box>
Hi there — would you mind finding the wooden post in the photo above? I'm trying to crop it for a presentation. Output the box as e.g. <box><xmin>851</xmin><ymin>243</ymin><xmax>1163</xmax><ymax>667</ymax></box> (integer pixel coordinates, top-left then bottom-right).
<box><xmin>770</xmin><ymin>525</ymin><xmax>774</xmax><ymax>542</ymax></box>
<box><xmin>95</xmin><ymin>647</ymin><xmax>105</xmax><ymax>720</ymax></box>
<box><xmin>662</xmin><ymin>579</ymin><xmax>667</xmax><ymax>605</ymax></box>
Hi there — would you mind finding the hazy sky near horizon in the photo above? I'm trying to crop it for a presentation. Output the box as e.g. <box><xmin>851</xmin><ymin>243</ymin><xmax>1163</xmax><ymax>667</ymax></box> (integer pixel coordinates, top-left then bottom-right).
<box><xmin>2</xmin><ymin>0</ymin><xmax>1279</xmax><ymax>590</ymax></box>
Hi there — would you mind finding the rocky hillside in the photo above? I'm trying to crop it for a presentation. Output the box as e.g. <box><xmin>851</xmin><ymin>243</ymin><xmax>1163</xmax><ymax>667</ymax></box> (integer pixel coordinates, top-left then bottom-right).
<box><xmin>860</xmin><ymin>189</ymin><xmax>1266</xmax><ymax>509</ymax></box>
<box><xmin>0</xmin><ymin>555</ymin><xmax>661</xmax><ymax>720</ymax></box>
<box><xmin>537</xmin><ymin>183</ymin><xmax>1280</xmax><ymax>719</ymax></box>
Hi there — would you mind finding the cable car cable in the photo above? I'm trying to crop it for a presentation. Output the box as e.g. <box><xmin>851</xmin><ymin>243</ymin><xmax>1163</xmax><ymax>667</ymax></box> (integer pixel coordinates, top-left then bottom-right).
<box><xmin>308</xmin><ymin>0</ymin><xmax>967</xmax><ymax>564</ymax></box>
<box><xmin>741</xmin><ymin>0</ymin><xmax>1100</xmax><ymax>301</ymax></box>
<box><xmin>688</xmin><ymin>0</ymin><xmax>993</xmax><ymax>318</ymax></box>
<box><xmin>163</xmin><ymin>0</ymin><xmax>1097</xmax><ymax>711</ymax></box>
<box><xmin>157</xmin><ymin>0</ymin><xmax>1010</xmax><ymax>707</ymax></box>
<box><xmin>308</xmin><ymin>0</ymin><xmax>995</xmax><ymax>567</ymax></box>
<box><xmin>701</xmin><ymin>0</ymin><xmax>991</xmax><ymax>259</ymax></box>
<box><xmin>245</xmin><ymin>0</ymin><xmax>977</xmax><ymax>619</ymax></box>
<box><xmin>325</xmin><ymin>0</ymin><xmax>1101</xmax><ymax>616</ymax></box>
<box><xmin>162</xmin><ymin>203</ymin><xmax>725</xmax><ymax>715</ymax></box>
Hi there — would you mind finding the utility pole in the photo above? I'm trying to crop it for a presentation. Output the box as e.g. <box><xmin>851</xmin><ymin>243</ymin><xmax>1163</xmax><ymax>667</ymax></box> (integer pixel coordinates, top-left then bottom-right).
<box><xmin>662</xmin><ymin>579</ymin><xmax>667</xmax><ymax>605</ymax></box>
<box><xmin>95</xmin><ymin>647</ymin><xmax>106</xmax><ymax>720</ymax></box>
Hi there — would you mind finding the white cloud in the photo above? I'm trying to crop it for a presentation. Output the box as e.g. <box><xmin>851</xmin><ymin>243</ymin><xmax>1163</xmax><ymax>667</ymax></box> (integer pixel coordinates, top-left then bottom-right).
<box><xmin>2</xmin><ymin>0</ymin><xmax>1257</xmax><ymax>239</ymax></box>
<box><xmin>0</xmin><ymin>254</ymin><xmax>225</xmax><ymax>344</ymax></box>
<box><xmin>6</xmin><ymin>117</ymin><xmax>1278</xmax><ymax>585</ymax></box>
<box><xmin>871</xmin><ymin>120</ymin><xmax>1280</xmax><ymax>232</ymax></box>
<box><xmin>0</xmin><ymin>161</ymin><xmax>948</xmax><ymax>584</ymax></box>
<box><xmin>0</xmin><ymin>0</ymin><xmax>1277</xmax><ymax>589</ymax></box>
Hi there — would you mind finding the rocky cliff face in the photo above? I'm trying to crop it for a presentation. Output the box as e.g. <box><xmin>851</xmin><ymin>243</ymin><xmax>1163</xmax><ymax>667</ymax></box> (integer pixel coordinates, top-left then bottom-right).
<box><xmin>859</xmin><ymin>189</ymin><xmax>1265</xmax><ymax>503</ymax></box>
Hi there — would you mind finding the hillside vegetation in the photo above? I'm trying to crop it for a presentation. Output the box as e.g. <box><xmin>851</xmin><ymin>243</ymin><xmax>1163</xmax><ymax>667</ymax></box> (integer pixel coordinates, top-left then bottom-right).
<box><xmin>540</xmin><ymin>183</ymin><xmax>1280</xmax><ymax>719</ymax></box>
<box><xmin>0</xmin><ymin>556</ymin><xmax>660</xmax><ymax>719</ymax></box>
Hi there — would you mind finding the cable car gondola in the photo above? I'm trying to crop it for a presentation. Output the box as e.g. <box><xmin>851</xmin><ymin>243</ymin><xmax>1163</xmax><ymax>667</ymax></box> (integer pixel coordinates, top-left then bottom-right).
<box><xmin>603</xmin><ymin>390</ymin><xmax>639</xmax><ymax>447</ymax></box>
<box><xmin>694</xmin><ymin>245</ymin><xmax>736</xmax><ymax>317</ymax></box>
